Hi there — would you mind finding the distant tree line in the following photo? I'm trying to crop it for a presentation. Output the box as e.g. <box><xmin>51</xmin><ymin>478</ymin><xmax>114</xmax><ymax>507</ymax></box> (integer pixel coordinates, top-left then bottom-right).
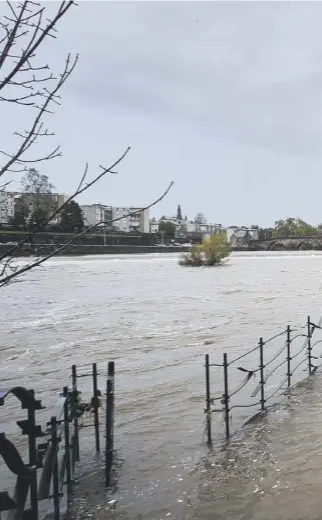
<box><xmin>258</xmin><ymin>218</ymin><xmax>322</xmax><ymax>239</ymax></box>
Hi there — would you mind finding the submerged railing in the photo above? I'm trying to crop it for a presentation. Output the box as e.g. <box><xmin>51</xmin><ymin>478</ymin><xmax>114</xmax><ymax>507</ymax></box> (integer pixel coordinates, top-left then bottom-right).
<box><xmin>0</xmin><ymin>361</ymin><xmax>115</xmax><ymax>520</ymax></box>
<box><xmin>204</xmin><ymin>316</ymin><xmax>322</xmax><ymax>444</ymax></box>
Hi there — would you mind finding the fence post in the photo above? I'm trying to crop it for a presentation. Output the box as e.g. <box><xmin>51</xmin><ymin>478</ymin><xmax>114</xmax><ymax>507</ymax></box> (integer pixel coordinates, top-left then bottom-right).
<box><xmin>63</xmin><ymin>386</ymin><xmax>72</xmax><ymax>492</ymax></box>
<box><xmin>30</xmin><ymin>466</ymin><xmax>38</xmax><ymax>520</ymax></box>
<box><xmin>105</xmin><ymin>378</ymin><xmax>114</xmax><ymax>487</ymax></box>
<box><xmin>223</xmin><ymin>353</ymin><xmax>230</xmax><ymax>440</ymax></box>
<box><xmin>71</xmin><ymin>364</ymin><xmax>80</xmax><ymax>461</ymax></box>
<box><xmin>28</xmin><ymin>389</ymin><xmax>37</xmax><ymax>466</ymax></box>
<box><xmin>259</xmin><ymin>338</ymin><xmax>265</xmax><ymax>411</ymax></box>
<box><xmin>105</xmin><ymin>361</ymin><xmax>115</xmax><ymax>487</ymax></box>
<box><xmin>205</xmin><ymin>354</ymin><xmax>212</xmax><ymax>445</ymax></box>
<box><xmin>92</xmin><ymin>363</ymin><xmax>100</xmax><ymax>452</ymax></box>
<box><xmin>308</xmin><ymin>315</ymin><xmax>312</xmax><ymax>376</ymax></box>
<box><xmin>51</xmin><ymin>416</ymin><xmax>60</xmax><ymax>520</ymax></box>
<box><xmin>108</xmin><ymin>361</ymin><xmax>115</xmax><ymax>391</ymax></box>
<box><xmin>28</xmin><ymin>389</ymin><xmax>38</xmax><ymax>520</ymax></box>
<box><xmin>286</xmin><ymin>325</ymin><xmax>291</xmax><ymax>387</ymax></box>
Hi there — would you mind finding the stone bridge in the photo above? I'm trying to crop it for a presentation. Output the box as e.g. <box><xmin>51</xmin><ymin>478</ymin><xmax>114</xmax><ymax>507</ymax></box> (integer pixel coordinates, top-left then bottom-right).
<box><xmin>244</xmin><ymin>236</ymin><xmax>322</xmax><ymax>251</ymax></box>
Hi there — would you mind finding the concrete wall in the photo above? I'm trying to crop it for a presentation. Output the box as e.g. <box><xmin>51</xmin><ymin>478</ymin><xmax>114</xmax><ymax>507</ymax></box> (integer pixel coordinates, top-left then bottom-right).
<box><xmin>0</xmin><ymin>244</ymin><xmax>189</xmax><ymax>256</ymax></box>
<box><xmin>0</xmin><ymin>231</ymin><xmax>160</xmax><ymax>246</ymax></box>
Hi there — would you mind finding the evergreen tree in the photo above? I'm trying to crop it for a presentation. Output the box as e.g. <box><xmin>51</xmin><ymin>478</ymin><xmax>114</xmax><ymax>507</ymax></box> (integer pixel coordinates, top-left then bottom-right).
<box><xmin>194</xmin><ymin>212</ymin><xmax>207</xmax><ymax>225</ymax></box>
<box><xmin>30</xmin><ymin>207</ymin><xmax>48</xmax><ymax>229</ymax></box>
<box><xmin>59</xmin><ymin>201</ymin><xmax>84</xmax><ymax>232</ymax></box>
<box><xmin>176</xmin><ymin>204</ymin><xmax>183</xmax><ymax>221</ymax></box>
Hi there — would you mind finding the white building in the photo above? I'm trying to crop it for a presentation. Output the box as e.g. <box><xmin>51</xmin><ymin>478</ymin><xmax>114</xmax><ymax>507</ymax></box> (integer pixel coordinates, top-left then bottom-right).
<box><xmin>47</xmin><ymin>193</ymin><xmax>69</xmax><ymax>224</ymax></box>
<box><xmin>81</xmin><ymin>204</ymin><xmax>149</xmax><ymax>233</ymax></box>
<box><xmin>112</xmin><ymin>207</ymin><xmax>149</xmax><ymax>233</ymax></box>
<box><xmin>0</xmin><ymin>191</ymin><xmax>15</xmax><ymax>224</ymax></box>
<box><xmin>80</xmin><ymin>204</ymin><xmax>106</xmax><ymax>227</ymax></box>
<box><xmin>11</xmin><ymin>192</ymin><xmax>69</xmax><ymax>225</ymax></box>
<box><xmin>198</xmin><ymin>223</ymin><xmax>223</xmax><ymax>236</ymax></box>
<box><xmin>226</xmin><ymin>226</ymin><xmax>260</xmax><ymax>244</ymax></box>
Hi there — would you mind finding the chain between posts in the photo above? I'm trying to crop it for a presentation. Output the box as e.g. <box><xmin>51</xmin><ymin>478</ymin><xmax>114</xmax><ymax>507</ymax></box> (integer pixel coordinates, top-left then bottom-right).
<box><xmin>204</xmin><ymin>316</ymin><xmax>322</xmax><ymax>444</ymax></box>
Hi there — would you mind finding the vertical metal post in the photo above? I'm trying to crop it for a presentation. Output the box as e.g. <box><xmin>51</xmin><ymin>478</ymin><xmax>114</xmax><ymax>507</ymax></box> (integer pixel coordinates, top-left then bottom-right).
<box><xmin>205</xmin><ymin>354</ymin><xmax>212</xmax><ymax>445</ymax></box>
<box><xmin>108</xmin><ymin>362</ymin><xmax>115</xmax><ymax>446</ymax></box>
<box><xmin>308</xmin><ymin>315</ymin><xmax>312</xmax><ymax>376</ymax></box>
<box><xmin>92</xmin><ymin>363</ymin><xmax>100</xmax><ymax>452</ymax></box>
<box><xmin>63</xmin><ymin>386</ymin><xmax>72</xmax><ymax>491</ymax></box>
<box><xmin>259</xmin><ymin>338</ymin><xmax>265</xmax><ymax>411</ymax></box>
<box><xmin>71</xmin><ymin>364</ymin><xmax>80</xmax><ymax>461</ymax></box>
<box><xmin>27</xmin><ymin>389</ymin><xmax>37</xmax><ymax>466</ymax></box>
<box><xmin>223</xmin><ymin>353</ymin><xmax>230</xmax><ymax>440</ymax></box>
<box><xmin>105</xmin><ymin>378</ymin><xmax>113</xmax><ymax>487</ymax></box>
<box><xmin>51</xmin><ymin>416</ymin><xmax>60</xmax><ymax>520</ymax></box>
<box><xmin>108</xmin><ymin>361</ymin><xmax>115</xmax><ymax>385</ymax></box>
<box><xmin>105</xmin><ymin>361</ymin><xmax>115</xmax><ymax>487</ymax></box>
<box><xmin>29</xmin><ymin>467</ymin><xmax>38</xmax><ymax>520</ymax></box>
<box><xmin>286</xmin><ymin>325</ymin><xmax>292</xmax><ymax>387</ymax></box>
<box><xmin>27</xmin><ymin>389</ymin><xmax>39</xmax><ymax>520</ymax></box>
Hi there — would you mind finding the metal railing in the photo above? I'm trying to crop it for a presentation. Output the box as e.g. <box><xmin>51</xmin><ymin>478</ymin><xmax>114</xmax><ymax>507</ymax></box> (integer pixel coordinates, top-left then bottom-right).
<box><xmin>204</xmin><ymin>316</ymin><xmax>322</xmax><ymax>445</ymax></box>
<box><xmin>0</xmin><ymin>361</ymin><xmax>115</xmax><ymax>520</ymax></box>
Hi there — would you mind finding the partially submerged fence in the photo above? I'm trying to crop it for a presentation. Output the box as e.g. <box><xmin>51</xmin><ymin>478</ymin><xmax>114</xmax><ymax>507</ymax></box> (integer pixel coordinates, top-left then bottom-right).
<box><xmin>0</xmin><ymin>361</ymin><xmax>115</xmax><ymax>520</ymax></box>
<box><xmin>204</xmin><ymin>316</ymin><xmax>322</xmax><ymax>444</ymax></box>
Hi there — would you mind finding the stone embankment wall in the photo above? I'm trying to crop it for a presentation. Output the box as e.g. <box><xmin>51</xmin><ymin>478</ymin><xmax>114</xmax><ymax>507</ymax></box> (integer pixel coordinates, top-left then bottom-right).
<box><xmin>0</xmin><ymin>243</ymin><xmax>189</xmax><ymax>256</ymax></box>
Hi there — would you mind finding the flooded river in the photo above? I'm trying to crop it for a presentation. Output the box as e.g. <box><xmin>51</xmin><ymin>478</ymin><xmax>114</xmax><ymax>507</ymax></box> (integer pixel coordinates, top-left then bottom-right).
<box><xmin>1</xmin><ymin>252</ymin><xmax>322</xmax><ymax>519</ymax></box>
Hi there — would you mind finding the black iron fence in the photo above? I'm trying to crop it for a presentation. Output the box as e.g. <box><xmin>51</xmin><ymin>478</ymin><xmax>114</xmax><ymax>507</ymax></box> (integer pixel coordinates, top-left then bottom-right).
<box><xmin>0</xmin><ymin>361</ymin><xmax>115</xmax><ymax>520</ymax></box>
<box><xmin>204</xmin><ymin>316</ymin><xmax>322</xmax><ymax>445</ymax></box>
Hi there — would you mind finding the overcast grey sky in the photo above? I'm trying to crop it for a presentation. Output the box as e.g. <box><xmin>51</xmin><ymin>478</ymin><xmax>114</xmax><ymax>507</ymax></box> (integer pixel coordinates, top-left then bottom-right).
<box><xmin>2</xmin><ymin>1</ymin><xmax>322</xmax><ymax>227</ymax></box>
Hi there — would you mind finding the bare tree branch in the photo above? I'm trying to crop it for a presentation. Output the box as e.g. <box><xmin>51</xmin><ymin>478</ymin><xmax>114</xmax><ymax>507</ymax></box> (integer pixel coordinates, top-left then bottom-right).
<box><xmin>0</xmin><ymin>1</ymin><xmax>74</xmax><ymax>89</ymax></box>
<box><xmin>0</xmin><ymin>147</ymin><xmax>131</xmax><ymax>264</ymax></box>
<box><xmin>0</xmin><ymin>1</ymin><xmax>77</xmax><ymax>175</ymax></box>
<box><xmin>0</xmin><ymin>180</ymin><xmax>12</xmax><ymax>190</ymax></box>
<box><xmin>0</xmin><ymin>53</ymin><xmax>78</xmax><ymax>175</ymax></box>
<box><xmin>0</xmin><ymin>1</ymin><xmax>173</xmax><ymax>287</ymax></box>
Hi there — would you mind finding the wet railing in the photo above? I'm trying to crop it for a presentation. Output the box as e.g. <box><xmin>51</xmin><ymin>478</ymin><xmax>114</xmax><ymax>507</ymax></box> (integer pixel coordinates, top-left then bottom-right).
<box><xmin>0</xmin><ymin>361</ymin><xmax>115</xmax><ymax>520</ymax></box>
<box><xmin>204</xmin><ymin>316</ymin><xmax>322</xmax><ymax>444</ymax></box>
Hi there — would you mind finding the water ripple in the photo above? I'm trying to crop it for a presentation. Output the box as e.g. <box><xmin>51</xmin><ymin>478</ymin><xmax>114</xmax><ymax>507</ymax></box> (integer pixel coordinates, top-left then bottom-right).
<box><xmin>1</xmin><ymin>252</ymin><xmax>322</xmax><ymax>519</ymax></box>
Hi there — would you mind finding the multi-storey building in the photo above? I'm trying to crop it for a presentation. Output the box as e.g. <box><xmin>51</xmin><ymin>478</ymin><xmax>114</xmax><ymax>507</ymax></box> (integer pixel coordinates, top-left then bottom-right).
<box><xmin>0</xmin><ymin>191</ymin><xmax>15</xmax><ymax>224</ymax></box>
<box><xmin>198</xmin><ymin>223</ymin><xmax>224</xmax><ymax>236</ymax></box>
<box><xmin>10</xmin><ymin>192</ymin><xmax>69</xmax><ymax>225</ymax></box>
<box><xmin>80</xmin><ymin>204</ymin><xmax>105</xmax><ymax>227</ymax></box>
<box><xmin>46</xmin><ymin>193</ymin><xmax>69</xmax><ymax>224</ymax></box>
<box><xmin>80</xmin><ymin>204</ymin><xmax>149</xmax><ymax>233</ymax></box>
<box><xmin>111</xmin><ymin>207</ymin><xmax>149</xmax><ymax>233</ymax></box>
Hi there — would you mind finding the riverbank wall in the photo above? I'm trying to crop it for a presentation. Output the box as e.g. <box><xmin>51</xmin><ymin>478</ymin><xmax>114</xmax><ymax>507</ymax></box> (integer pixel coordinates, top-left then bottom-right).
<box><xmin>0</xmin><ymin>243</ymin><xmax>189</xmax><ymax>256</ymax></box>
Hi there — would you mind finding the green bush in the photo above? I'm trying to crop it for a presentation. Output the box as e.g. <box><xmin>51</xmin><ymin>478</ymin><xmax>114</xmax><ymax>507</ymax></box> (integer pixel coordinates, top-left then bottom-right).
<box><xmin>179</xmin><ymin>234</ymin><xmax>231</xmax><ymax>267</ymax></box>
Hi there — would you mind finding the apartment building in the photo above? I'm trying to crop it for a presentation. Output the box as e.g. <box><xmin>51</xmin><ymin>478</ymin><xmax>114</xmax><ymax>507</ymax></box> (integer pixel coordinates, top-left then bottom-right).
<box><xmin>111</xmin><ymin>207</ymin><xmax>149</xmax><ymax>233</ymax></box>
<box><xmin>80</xmin><ymin>204</ymin><xmax>105</xmax><ymax>227</ymax></box>
<box><xmin>10</xmin><ymin>192</ymin><xmax>69</xmax><ymax>225</ymax></box>
<box><xmin>47</xmin><ymin>193</ymin><xmax>69</xmax><ymax>224</ymax></box>
<box><xmin>80</xmin><ymin>205</ymin><xmax>149</xmax><ymax>233</ymax></box>
<box><xmin>0</xmin><ymin>191</ymin><xmax>15</xmax><ymax>224</ymax></box>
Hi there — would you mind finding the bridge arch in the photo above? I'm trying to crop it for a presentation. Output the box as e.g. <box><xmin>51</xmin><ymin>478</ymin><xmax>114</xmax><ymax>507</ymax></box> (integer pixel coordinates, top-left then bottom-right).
<box><xmin>266</xmin><ymin>241</ymin><xmax>286</xmax><ymax>251</ymax></box>
<box><xmin>266</xmin><ymin>241</ymin><xmax>277</xmax><ymax>251</ymax></box>
<box><xmin>297</xmin><ymin>241</ymin><xmax>310</xmax><ymax>251</ymax></box>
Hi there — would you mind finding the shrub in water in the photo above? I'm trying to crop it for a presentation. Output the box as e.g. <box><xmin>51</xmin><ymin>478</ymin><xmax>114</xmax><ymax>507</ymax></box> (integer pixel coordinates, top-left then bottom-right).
<box><xmin>179</xmin><ymin>234</ymin><xmax>231</xmax><ymax>267</ymax></box>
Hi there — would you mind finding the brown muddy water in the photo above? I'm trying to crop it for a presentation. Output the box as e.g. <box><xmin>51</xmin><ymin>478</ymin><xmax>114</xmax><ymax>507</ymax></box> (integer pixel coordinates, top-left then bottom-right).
<box><xmin>1</xmin><ymin>252</ymin><xmax>322</xmax><ymax>520</ymax></box>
